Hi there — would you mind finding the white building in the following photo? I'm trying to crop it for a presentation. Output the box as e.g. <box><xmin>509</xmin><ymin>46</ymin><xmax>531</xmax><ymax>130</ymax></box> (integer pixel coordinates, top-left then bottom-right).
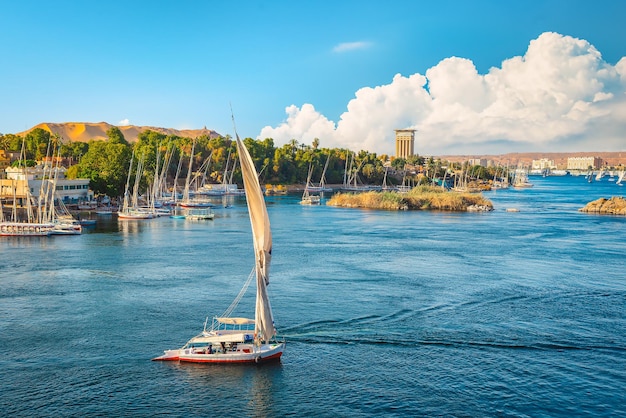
<box><xmin>3</xmin><ymin>165</ymin><xmax>93</xmax><ymax>203</ymax></box>
<box><xmin>469</xmin><ymin>158</ymin><xmax>488</xmax><ymax>167</ymax></box>
<box><xmin>531</xmin><ymin>158</ymin><xmax>557</xmax><ymax>170</ymax></box>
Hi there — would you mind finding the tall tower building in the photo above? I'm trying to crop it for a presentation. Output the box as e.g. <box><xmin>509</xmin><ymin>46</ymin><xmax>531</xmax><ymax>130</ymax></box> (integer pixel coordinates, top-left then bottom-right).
<box><xmin>395</xmin><ymin>129</ymin><xmax>416</xmax><ymax>159</ymax></box>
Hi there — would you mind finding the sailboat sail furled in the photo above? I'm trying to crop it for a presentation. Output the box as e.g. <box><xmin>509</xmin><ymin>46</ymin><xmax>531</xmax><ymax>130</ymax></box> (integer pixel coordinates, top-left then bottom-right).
<box><xmin>235</xmin><ymin>136</ymin><xmax>275</xmax><ymax>344</ymax></box>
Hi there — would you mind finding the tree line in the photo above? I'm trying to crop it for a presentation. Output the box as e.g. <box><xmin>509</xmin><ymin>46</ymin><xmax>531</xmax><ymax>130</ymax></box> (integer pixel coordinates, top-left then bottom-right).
<box><xmin>1</xmin><ymin>127</ymin><xmax>506</xmax><ymax>198</ymax></box>
<box><xmin>1</xmin><ymin>128</ymin><xmax>416</xmax><ymax>198</ymax></box>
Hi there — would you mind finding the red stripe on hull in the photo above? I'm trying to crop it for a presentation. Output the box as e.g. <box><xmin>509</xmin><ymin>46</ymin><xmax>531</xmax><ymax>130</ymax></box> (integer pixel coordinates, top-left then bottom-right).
<box><xmin>179</xmin><ymin>351</ymin><xmax>283</xmax><ymax>364</ymax></box>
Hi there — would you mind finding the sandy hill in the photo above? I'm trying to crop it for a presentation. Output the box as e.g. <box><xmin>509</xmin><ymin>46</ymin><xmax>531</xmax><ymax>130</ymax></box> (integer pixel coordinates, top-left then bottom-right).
<box><xmin>18</xmin><ymin>122</ymin><xmax>221</xmax><ymax>143</ymax></box>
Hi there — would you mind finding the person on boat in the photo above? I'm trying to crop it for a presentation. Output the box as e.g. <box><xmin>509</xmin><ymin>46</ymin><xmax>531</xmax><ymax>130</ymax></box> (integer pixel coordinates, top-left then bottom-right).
<box><xmin>220</xmin><ymin>342</ymin><xmax>226</xmax><ymax>353</ymax></box>
<box><xmin>207</xmin><ymin>345</ymin><xmax>213</xmax><ymax>354</ymax></box>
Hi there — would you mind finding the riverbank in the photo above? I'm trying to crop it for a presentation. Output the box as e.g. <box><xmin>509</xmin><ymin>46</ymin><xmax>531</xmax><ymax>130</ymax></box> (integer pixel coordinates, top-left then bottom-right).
<box><xmin>326</xmin><ymin>186</ymin><xmax>493</xmax><ymax>211</ymax></box>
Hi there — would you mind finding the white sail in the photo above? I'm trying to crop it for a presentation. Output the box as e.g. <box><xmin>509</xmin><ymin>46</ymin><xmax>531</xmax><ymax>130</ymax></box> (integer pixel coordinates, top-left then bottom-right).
<box><xmin>235</xmin><ymin>136</ymin><xmax>275</xmax><ymax>344</ymax></box>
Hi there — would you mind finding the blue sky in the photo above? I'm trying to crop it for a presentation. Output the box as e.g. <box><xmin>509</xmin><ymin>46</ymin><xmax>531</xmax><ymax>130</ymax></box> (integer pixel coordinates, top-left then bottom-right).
<box><xmin>1</xmin><ymin>1</ymin><xmax>625</xmax><ymax>155</ymax></box>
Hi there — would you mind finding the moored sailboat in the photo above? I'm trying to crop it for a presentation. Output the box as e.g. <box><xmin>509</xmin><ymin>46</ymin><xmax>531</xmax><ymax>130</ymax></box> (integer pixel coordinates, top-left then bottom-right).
<box><xmin>153</xmin><ymin>134</ymin><xmax>285</xmax><ymax>364</ymax></box>
<box><xmin>300</xmin><ymin>164</ymin><xmax>321</xmax><ymax>205</ymax></box>
<box><xmin>512</xmin><ymin>167</ymin><xmax>533</xmax><ymax>189</ymax></box>
<box><xmin>118</xmin><ymin>151</ymin><xmax>153</xmax><ymax>219</ymax></box>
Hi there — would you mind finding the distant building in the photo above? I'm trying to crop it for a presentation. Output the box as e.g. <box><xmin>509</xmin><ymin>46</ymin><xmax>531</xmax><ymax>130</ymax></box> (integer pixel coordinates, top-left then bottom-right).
<box><xmin>469</xmin><ymin>158</ymin><xmax>488</xmax><ymax>167</ymax></box>
<box><xmin>567</xmin><ymin>157</ymin><xmax>602</xmax><ymax>170</ymax></box>
<box><xmin>531</xmin><ymin>158</ymin><xmax>557</xmax><ymax>170</ymax></box>
<box><xmin>2</xmin><ymin>165</ymin><xmax>93</xmax><ymax>203</ymax></box>
<box><xmin>0</xmin><ymin>151</ymin><xmax>10</xmax><ymax>179</ymax></box>
<box><xmin>395</xmin><ymin>129</ymin><xmax>416</xmax><ymax>159</ymax></box>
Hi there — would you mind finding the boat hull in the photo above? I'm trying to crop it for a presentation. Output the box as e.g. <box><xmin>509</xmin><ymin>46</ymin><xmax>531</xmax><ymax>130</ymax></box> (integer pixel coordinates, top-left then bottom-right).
<box><xmin>178</xmin><ymin>202</ymin><xmax>214</xmax><ymax>208</ymax></box>
<box><xmin>153</xmin><ymin>343</ymin><xmax>285</xmax><ymax>364</ymax></box>
<box><xmin>117</xmin><ymin>212</ymin><xmax>153</xmax><ymax>219</ymax></box>
<box><xmin>0</xmin><ymin>222</ymin><xmax>54</xmax><ymax>236</ymax></box>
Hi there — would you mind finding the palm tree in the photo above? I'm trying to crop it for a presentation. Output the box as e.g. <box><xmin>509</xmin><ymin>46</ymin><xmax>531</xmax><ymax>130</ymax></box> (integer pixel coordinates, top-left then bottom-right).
<box><xmin>289</xmin><ymin>139</ymin><xmax>298</xmax><ymax>156</ymax></box>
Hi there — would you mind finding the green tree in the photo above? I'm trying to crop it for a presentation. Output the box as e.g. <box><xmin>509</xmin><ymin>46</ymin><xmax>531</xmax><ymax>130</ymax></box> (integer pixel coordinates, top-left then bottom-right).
<box><xmin>3</xmin><ymin>134</ymin><xmax>24</xmax><ymax>151</ymax></box>
<box><xmin>272</xmin><ymin>144</ymin><xmax>297</xmax><ymax>183</ymax></box>
<box><xmin>65</xmin><ymin>164</ymin><xmax>79</xmax><ymax>179</ymax></box>
<box><xmin>406</xmin><ymin>155</ymin><xmax>424</xmax><ymax>166</ymax></box>
<box><xmin>23</xmin><ymin>128</ymin><xmax>52</xmax><ymax>160</ymax></box>
<box><xmin>77</xmin><ymin>140</ymin><xmax>132</xmax><ymax>197</ymax></box>
<box><xmin>106</xmin><ymin>126</ymin><xmax>129</xmax><ymax>145</ymax></box>
<box><xmin>391</xmin><ymin>158</ymin><xmax>406</xmax><ymax>170</ymax></box>
<box><xmin>60</xmin><ymin>141</ymin><xmax>89</xmax><ymax>164</ymax></box>
<box><xmin>11</xmin><ymin>159</ymin><xmax>36</xmax><ymax>167</ymax></box>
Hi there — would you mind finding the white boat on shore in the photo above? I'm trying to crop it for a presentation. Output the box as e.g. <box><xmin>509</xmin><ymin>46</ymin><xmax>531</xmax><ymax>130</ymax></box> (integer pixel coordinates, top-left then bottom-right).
<box><xmin>300</xmin><ymin>193</ymin><xmax>321</xmax><ymax>205</ymax></box>
<box><xmin>300</xmin><ymin>164</ymin><xmax>321</xmax><ymax>205</ymax></box>
<box><xmin>153</xmin><ymin>134</ymin><xmax>285</xmax><ymax>364</ymax></box>
<box><xmin>0</xmin><ymin>221</ymin><xmax>55</xmax><ymax>237</ymax></box>
<box><xmin>118</xmin><ymin>151</ymin><xmax>154</xmax><ymax>220</ymax></box>
<box><xmin>512</xmin><ymin>168</ymin><xmax>533</xmax><ymax>189</ymax></box>
<box><xmin>117</xmin><ymin>210</ymin><xmax>153</xmax><ymax>220</ymax></box>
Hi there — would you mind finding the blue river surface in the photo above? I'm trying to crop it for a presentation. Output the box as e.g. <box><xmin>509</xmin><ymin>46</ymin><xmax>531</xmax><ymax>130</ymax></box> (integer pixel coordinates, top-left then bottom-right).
<box><xmin>1</xmin><ymin>175</ymin><xmax>625</xmax><ymax>417</ymax></box>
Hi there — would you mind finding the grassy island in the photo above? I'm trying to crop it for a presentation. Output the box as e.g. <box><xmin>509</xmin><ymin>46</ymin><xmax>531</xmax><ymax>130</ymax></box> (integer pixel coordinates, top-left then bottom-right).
<box><xmin>326</xmin><ymin>186</ymin><xmax>493</xmax><ymax>211</ymax></box>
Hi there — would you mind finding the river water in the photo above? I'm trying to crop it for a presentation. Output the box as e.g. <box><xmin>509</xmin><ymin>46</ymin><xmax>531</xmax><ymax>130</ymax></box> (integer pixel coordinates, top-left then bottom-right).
<box><xmin>1</xmin><ymin>175</ymin><xmax>625</xmax><ymax>416</ymax></box>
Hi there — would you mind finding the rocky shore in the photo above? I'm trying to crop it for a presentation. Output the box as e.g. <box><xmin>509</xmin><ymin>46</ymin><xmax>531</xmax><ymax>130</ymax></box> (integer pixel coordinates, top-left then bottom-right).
<box><xmin>579</xmin><ymin>197</ymin><xmax>626</xmax><ymax>215</ymax></box>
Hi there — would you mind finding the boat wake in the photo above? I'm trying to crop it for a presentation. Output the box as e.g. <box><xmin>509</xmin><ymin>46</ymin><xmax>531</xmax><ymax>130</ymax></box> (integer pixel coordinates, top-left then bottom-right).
<box><xmin>284</xmin><ymin>331</ymin><xmax>625</xmax><ymax>352</ymax></box>
<box><xmin>279</xmin><ymin>305</ymin><xmax>626</xmax><ymax>353</ymax></box>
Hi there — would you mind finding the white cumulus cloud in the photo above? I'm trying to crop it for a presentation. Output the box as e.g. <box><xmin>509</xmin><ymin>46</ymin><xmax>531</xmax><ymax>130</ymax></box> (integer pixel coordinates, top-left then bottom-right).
<box><xmin>259</xmin><ymin>32</ymin><xmax>626</xmax><ymax>156</ymax></box>
<box><xmin>118</xmin><ymin>118</ymin><xmax>130</xmax><ymax>126</ymax></box>
<box><xmin>259</xmin><ymin>104</ymin><xmax>336</xmax><ymax>148</ymax></box>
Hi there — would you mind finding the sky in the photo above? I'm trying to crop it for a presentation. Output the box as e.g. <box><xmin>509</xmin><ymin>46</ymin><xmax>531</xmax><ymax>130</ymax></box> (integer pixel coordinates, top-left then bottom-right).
<box><xmin>1</xmin><ymin>0</ymin><xmax>625</xmax><ymax>156</ymax></box>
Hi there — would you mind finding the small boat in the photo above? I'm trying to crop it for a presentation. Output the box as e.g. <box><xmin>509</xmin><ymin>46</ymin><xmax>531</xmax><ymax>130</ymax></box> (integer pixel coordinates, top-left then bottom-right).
<box><xmin>265</xmin><ymin>185</ymin><xmax>288</xmax><ymax>195</ymax></box>
<box><xmin>512</xmin><ymin>168</ymin><xmax>533</xmax><ymax>189</ymax></box>
<box><xmin>178</xmin><ymin>200</ymin><xmax>214</xmax><ymax>208</ymax></box>
<box><xmin>95</xmin><ymin>208</ymin><xmax>113</xmax><ymax>215</ymax></box>
<box><xmin>185</xmin><ymin>208</ymin><xmax>215</xmax><ymax>220</ymax></box>
<box><xmin>306</xmin><ymin>153</ymin><xmax>333</xmax><ymax>193</ymax></box>
<box><xmin>50</xmin><ymin>219</ymin><xmax>83</xmax><ymax>235</ymax></box>
<box><xmin>118</xmin><ymin>151</ymin><xmax>154</xmax><ymax>220</ymax></box>
<box><xmin>117</xmin><ymin>210</ymin><xmax>153</xmax><ymax>220</ymax></box>
<box><xmin>153</xmin><ymin>134</ymin><xmax>285</xmax><ymax>364</ymax></box>
<box><xmin>300</xmin><ymin>195</ymin><xmax>321</xmax><ymax>205</ymax></box>
<box><xmin>300</xmin><ymin>165</ymin><xmax>321</xmax><ymax>205</ymax></box>
<box><xmin>177</xmin><ymin>139</ymin><xmax>216</xmax><ymax>209</ymax></box>
<box><xmin>0</xmin><ymin>222</ymin><xmax>54</xmax><ymax>237</ymax></box>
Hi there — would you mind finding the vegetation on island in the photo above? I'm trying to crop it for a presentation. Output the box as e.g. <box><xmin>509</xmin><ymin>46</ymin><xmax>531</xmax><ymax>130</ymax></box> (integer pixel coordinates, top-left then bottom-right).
<box><xmin>327</xmin><ymin>186</ymin><xmax>493</xmax><ymax>211</ymax></box>
<box><xmin>579</xmin><ymin>197</ymin><xmax>626</xmax><ymax>215</ymax></box>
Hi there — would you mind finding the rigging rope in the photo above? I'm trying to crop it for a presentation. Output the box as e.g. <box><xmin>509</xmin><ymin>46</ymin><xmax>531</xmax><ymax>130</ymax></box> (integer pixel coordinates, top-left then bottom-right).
<box><xmin>218</xmin><ymin>267</ymin><xmax>256</xmax><ymax>319</ymax></box>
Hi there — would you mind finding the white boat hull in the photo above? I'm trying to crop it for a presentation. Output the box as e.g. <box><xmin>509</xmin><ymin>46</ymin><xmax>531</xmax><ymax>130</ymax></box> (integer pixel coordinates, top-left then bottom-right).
<box><xmin>117</xmin><ymin>211</ymin><xmax>153</xmax><ymax>219</ymax></box>
<box><xmin>153</xmin><ymin>342</ymin><xmax>285</xmax><ymax>364</ymax></box>
<box><xmin>0</xmin><ymin>222</ymin><xmax>54</xmax><ymax>236</ymax></box>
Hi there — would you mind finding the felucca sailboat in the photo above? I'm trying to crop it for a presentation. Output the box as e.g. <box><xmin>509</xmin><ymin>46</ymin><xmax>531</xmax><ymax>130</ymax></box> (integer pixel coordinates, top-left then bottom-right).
<box><xmin>153</xmin><ymin>135</ymin><xmax>285</xmax><ymax>364</ymax></box>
